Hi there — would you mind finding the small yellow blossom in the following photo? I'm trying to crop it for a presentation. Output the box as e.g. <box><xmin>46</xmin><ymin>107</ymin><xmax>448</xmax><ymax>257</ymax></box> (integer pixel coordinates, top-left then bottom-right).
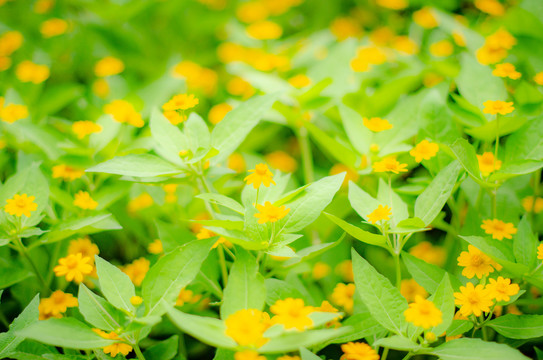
<box><xmin>534</xmin><ymin>72</ymin><xmax>543</xmax><ymax>86</ymax></box>
<box><xmin>277</xmin><ymin>356</ymin><xmax>301</xmax><ymax>360</ymax></box>
<box><xmin>367</xmin><ymin>205</ymin><xmax>392</xmax><ymax>224</ymax></box>
<box><xmin>454</xmin><ymin>282</ymin><xmax>494</xmax><ymax>317</ymax></box>
<box><xmin>228</xmin><ymin>153</ymin><xmax>246</xmax><ymax>173</ymax></box>
<box><xmin>148</xmin><ymin>239</ymin><xmax>163</xmax><ymax>254</ymax></box>
<box><xmin>457</xmin><ymin>244</ymin><xmax>496</xmax><ymax>279</ymax></box>
<box><xmin>330</xmin><ymin>17</ymin><xmax>363</xmax><ymax>41</ymax></box>
<box><xmin>270</xmin><ymin>298</ymin><xmax>314</xmax><ymax>331</ymax></box>
<box><xmin>254</xmin><ymin>201</ymin><xmax>290</xmax><ymax>224</ymax></box>
<box><xmin>236</xmin><ymin>1</ymin><xmax>269</xmax><ymax>23</ymax></box>
<box><xmin>227</xmin><ymin>76</ymin><xmax>255</xmax><ymax>98</ymax></box>
<box><xmin>122</xmin><ymin>258</ymin><xmax>150</xmax><ymax>286</ymax></box>
<box><xmin>0</xmin><ymin>56</ymin><xmax>11</xmax><ymax>71</ymax></box>
<box><xmin>92</xmin><ymin>78</ymin><xmax>110</xmax><ymax>98</ymax></box>
<box><xmin>94</xmin><ymin>56</ymin><xmax>124</xmax><ymax>77</ymax></box>
<box><xmin>127</xmin><ymin>193</ymin><xmax>154</xmax><ymax>212</ymax></box>
<box><xmin>331</xmin><ymin>283</ymin><xmax>355</xmax><ymax>314</ymax></box>
<box><xmin>288</xmin><ymin>74</ymin><xmax>311</xmax><ymax>88</ymax></box>
<box><xmin>393</xmin><ymin>36</ymin><xmax>418</xmax><ymax>55</ymax></box>
<box><xmin>0</xmin><ymin>103</ymin><xmax>28</xmax><ymax>123</ymax></box>
<box><xmin>244</xmin><ymin>163</ymin><xmax>276</xmax><ymax>189</ymax></box>
<box><xmin>34</xmin><ymin>0</ymin><xmax>54</xmax><ymax>14</ymax></box>
<box><xmin>373</xmin><ymin>156</ymin><xmax>408</xmax><ymax>174</ymax></box>
<box><xmin>330</xmin><ymin>164</ymin><xmax>359</xmax><ymax>187</ymax></box>
<box><xmin>224</xmin><ymin>309</ymin><xmax>271</xmax><ymax>347</ymax></box>
<box><xmin>103</xmin><ymin>100</ymin><xmax>144</xmax><ymax>127</ymax></box>
<box><xmin>430</xmin><ymin>40</ymin><xmax>454</xmax><ymax>57</ymax></box>
<box><xmin>452</xmin><ymin>31</ymin><xmax>466</xmax><ymax>47</ymax></box>
<box><xmin>312</xmin><ymin>262</ymin><xmax>331</xmax><ymax>280</ymax></box>
<box><xmin>340</xmin><ymin>342</ymin><xmax>380</xmax><ymax>360</ymax></box>
<box><xmin>176</xmin><ymin>288</ymin><xmax>202</xmax><ymax>306</ymax></box>
<box><xmin>73</xmin><ymin>191</ymin><xmax>98</xmax><ymax>210</ymax></box>
<box><xmin>413</xmin><ymin>7</ymin><xmax>438</xmax><ymax>29</ymax></box>
<box><xmin>363</xmin><ymin>117</ymin><xmax>393</xmax><ymax>132</ymax></box>
<box><xmin>265</xmin><ymin>151</ymin><xmax>298</xmax><ymax>173</ymax></box>
<box><xmin>72</xmin><ymin>121</ymin><xmax>103</xmax><ymax>139</ymax></box>
<box><xmin>476</xmin><ymin>44</ymin><xmax>508</xmax><ymax>65</ymax></box>
<box><xmin>376</xmin><ymin>0</ymin><xmax>408</xmax><ymax>10</ymax></box>
<box><xmin>486</xmin><ymin>28</ymin><xmax>517</xmax><ymax>50</ymax></box>
<box><xmin>410</xmin><ymin>140</ymin><xmax>439</xmax><ymax>162</ymax></box>
<box><xmin>68</xmin><ymin>237</ymin><xmax>99</xmax><ymax>263</ymax></box>
<box><xmin>400</xmin><ymin>279</ymin><xmax>428</xmax><ymax>302</ymax></box>
<box><xmin>492</xmin><ymin>63</ymin><xmax>521</xmax><ymax>80</ymax></box>
<box><xmin>404</xmin><ymin>295</ymin><xmax>442</xmax><ymax>329</ymax></box>
<box><xmin>0</xmin><ymin>31</ymin><xmax>23</xmax><ymax>56</ymax></box>
<box><xmin>486</xmin><ymin>277</ymin><xmax>519</xmax><ymax>302</ymax></box>
<box><xmin>409</xmin><ymin>241</ymin><xmax>446</xmax><ymax>266</ymax></box>
<box><xmin>130</xmin><ymin>296</ymin><xmax>143</xmax><ymax>306</ymax></box>
<box><xmin>246</xmin><ymin>20</ymin><xmax>283</xmax><ymax>40</ymax></box>
<box><xmin>4</xmin><ymin>193</ymin><xmax>38</xmax><ymax>217</ymax></box>
<box><xmin>208</xmin><ymin>103</ymin><xmax>232</xmax><ymax>125</ymax></box>
<box><xmin>475</xmin><ymin>0</ymin><xmax>505</xmax><ymax>16</ymax></box>
<box><xmin>163</xmin><ymin>94</ymin><xmax>199</xmax><ymax>112</ymax></box>
<box><xmin>52</xmin><ymin>164</ymin><xmax>85</xmax><ymax>182</ymax></box>
<box><xmin>39</xmin><ymin>290</ymin><xmax>78</xmax><ymax>320</ymax></box>
<box><xmin>54</xmin><ymin>253</ymin><xmax>93</xmax><ymax>283</ymax></box>
<box><xmin>537</xmin><ymin>243</ymin><xmax>543</xmax><ymax>261</ymax></box>
<box><xmin>40</xmin><ymin>18</ymin><xmax>68</xmax><ymax>38</ymax></box>
<box><xmin>16</xmin><ymin>61</ymin><xmax>50</xmax><ymax>84</ymax></box>
<box><xmin>481</xmin><ymin>219</ymin><xmax>517</xmax><ymax>240</ymax></box>
<box><xmin>93</xmin><ymin>329</ymin><xmax>133</xmax><ymax>357</ymax></box>
<box><xmin>235</xmin><ymin>350</ymin><xmax>266</xmax><ymax>360</ymax></box>
<box><xmin>336</xmin><ymin>260</ymin><xmax>354</xmax><ymax>283</ymax></box>
<box><xmin>483</xmin><ymin>100</ymin><xmax>514</xmax><ymax>115</ymax></box>
<box><xmin>477</xmin><ymin>152</ymin><xmax>502</xmax><ymax>177</ymax></box>
<box><xmin>522</xmin><ymin>196</ymin><xmax>543</xmax><ymax>213</ymax></box>
<box><xmin>197</xmin><ymin>228</ymin><xmax>233</xmax><ymax>249</ymax></box>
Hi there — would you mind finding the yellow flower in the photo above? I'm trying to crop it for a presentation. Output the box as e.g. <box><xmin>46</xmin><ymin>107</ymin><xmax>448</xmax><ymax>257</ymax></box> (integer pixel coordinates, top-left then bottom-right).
<box><xmin>228</xmin><ymin>153</ymin><xmax>246</xmax><ymax>173</ymax></box>
<box><xmin>312</xmin><ymin>262</ymin><xmax>331</xmax><ymax>280</ymax></box>
<box><xmin>127</xmin><ymin>193</ymin><xmax>154</xmax><ymax>212</ymax></box>
<box><xmin>454</xmin><ymin>282</ymin><xmax>494</xmax><ymax>317</ymax></box>
<box><xmin>245</xmin><ymin>163</ymin><xmax>276</xmax><ymax>189</ymax></box>
<box><xmin>236</xmin><ymin>1</ymin><xmax>269</xmax><ymax>23</ymax></box>
<box><xmin>476</xmin><ymin>44</ymin><xmax>508</xmax><ymax>65</ymax></box>
<box><xmin>486</xmin><ymin>277</ymin><xmax>519</xmax><ymax>302</ymax></box>
<box><xmin>246</xmin><ymin>20</ymin><xmax>283</xmax><ymax>40</ymax></box>
<box><xmin>38</xmin><ymin>290</ymin><xmax>78</xmax><ymax>320</ymax></box>
<box><xmin>492</xmin><ymin>63</ymin><xmax>521</xmax><ymax>80</ymax></box>
<box><xmin>331</xmin><ymin>283</ymin><xmax>355</xmax><ymax>314</ymax></box>
<box><xmin>457</xmin><ymin>245</ymin><xmax>496</xmax><ymax>279</ymax></box>
<box><xmin>224</xmin><ymin>309</ymin><xmax>271</xmax><ymax>347</ymax></box>
<box><xmin>270</xmin><ymin>298</ymin><xmax>314</xmax><ymax>331</ymax></box>
<box><xmin>409</xmin><ymin>241</ymin><xmax>446</xmax><ymax>266</ymax></box>
<box><xmin>277</xmin><ymin>356</ymin><xmax>301</xmax><ymax>360</ymax></box>
<box><xmin>72</xmin><ymin>120</ymin><xmax>103</xmax><ymax>139</ymax></box>
<box><xmin>130</xmin><ymin>296</ymin><xmax>143</xmax><ymax>306</ymax></box>
<box><xmin>452</xmin><ymin>31</ymin><xmax>466</xmax><ymax>47</ymax></box>
<box><xmin>197</xmin><ymin>228</ymin><xmax>233</xmax><ymax>249</ymax></box>
<box><xmin>34</xmin><ymin>0</ymin><xmax>54</xmax><ymax>14</ymax></box>
<box><xmin>330</xmin><ymin>164</ymin><xmax>359</xmax><ymax>187</ymax></box>
<box><xmin>54</xmin><ymin>253</ymin><xmax>93</xmax><ymax>283</ymax></box>
<box><xmin>335</xmin><ymin>260</ymin><xmax>354</xmax><ymax>283</ymax></box>
<box><xmin>475</xmin><ymin>0</ymin><xmax>505</xmax><ymax>16</ymax></box>
<box><xmin>122</xmin><ymin>258</ymin><xmax>150</xmax><ymax>286</ymax></box>
<box><xmin>483</xmin><ymin>100</ymin><xmax>514</xmax><ymax>115</ymax></box>
<box><xmin>363</xmin><ymin>117</ymin><xmax>393</xmax><ymax>132</ymax></box>
<box><xmin>4</xmin><ymin>193</ymin><xmax>38</xmax><ymax>217</ymax></box>
<box><xmin>430</xmin><ymin>40</ymin><xmax>454</xmax><ymax>57</ymax></box>
<box><xmin>0</xmin><ymin>31</ymin><xmax>23</xmax><ymax>56</ymax></box>
<box><xmin>330</xmin><ymin>17</ymin><xmax>362</xmax><ymax>41</ymax></box>
<box><xmin>537</xmin><ymin>243</ymin><xmax>543</xmax><ymax>261</ymax></box>
<box><xmin>534</xmin><ymin>72</ymin><xmax>543</xmax><ymax>86</ymax></box>
<box><xmin>400</xmin><ymin>279</ymin><xmax>428</xmax><ymax>302</ymax></box>
<box><xmin>351</xmin><ymin>47</ymin><xmax>387</xmax><ymax>72</ymax></box>
<box><xmin>481</xmin><ymin>219</ymin><xmax>517</xmax><ymax>240</ymax></box>
<box><xmin>376</xmin><ymin>0</ymin><xmax>408</xmax><ymax>10</ymax></box>
<box><xmin>393</xmin><ymin>36</ymin><xmax>418</xmax><ymax>55</ymax></box>
<box><xmin>0</xmin><ymin>103</ymin><xmax>28</xmax><ymax>123</ymax></box>
<box><xmin>176</xmin><ymin>288</ymin><xmax>202</xmax><ymax>306</ymax></box>
<box><xmin>265</xmin><ymin>151</ymin><xmax>298</xmax><ymax>173</ymax></box>
<box><xmin>235</xmin><ymin>350</ymin><xmax>266</xmax><ymax>360</ymax></box>
<box><xmin>163</xmin><ymin>94</ymin><xmax>199</xmax><ymax>112</ymax></box>
<box><xmin>254</xmin><ymin>201</ymin><xmax>290</xmax><ymax>224</ymax></box>
<box><xmin>52</xmin><ymin>164</ymin><xmax>85</xmax><ymax>181</ymax></box>
<box><xmin>173</xmin><ymin>61</ymin><xmax>218</xmax><ymax>96</ymax></box>
<box><xmin>16</xmin><ymin>61</ymin><xmax>50</xmax><ymax>84</ymax></box>
<box><xmin>372</xmin><ymin>156</ymin><xmax>408</xmax><ymax>174</ymax></box>
<box><xmin>486</xmin><ymin>28</ymin><xmax>517</xmax><ymax>50</ymax></box>
<box><xmin>522</xmin><ymin>196</ymin><xmax>543</xmax><ymax>213</ymax></box>
<box><xmin>208</xmin><ymin>103</ymin><xmax>232</xmax><ymax>125</ymax></box>
<box><xmin>413</xmin><ymin>7</ymin><xmax>438</xmax><ymax>29</ymax></box>
<box><xmin>68</xmin><ymin>237</ymin><xmax>99</xmax><ymax>263</ymax></box>
<box><xmin>94</xmin><ymin>56</ymin><xmax>124</xmax><ymax>77</ymax></box>
<box><xmin>367</xmin><ymin>205</ymin><xmax>392</xmax><ymax>224</ymax></box>
<box><xmin>227</xmin><ymin>76</ymin><xmax>255</xmax><ymax>98</ymax></box>
<box><xmin>410</xmin><ymin>140</ymin><xmax>439</xmax><ymax>162</ymax></box>
<box><xmin>148</xmin><ymin>239</ymin><xmax>163</xmax><ymax>254</ymax></box>
<box><xmin>404</xmin><ymin>295</ymin><xmax>442</xmax><ymax>329</ymax></box>
<box><xmin>92</xmin><ymin>78</ymin><xmax>110</xmax><ymax>98</ymax></box>
<box><xmin>340</xmin><ymin>342</ymin><xmax>380</xmax><ymax>360</ymax></box>
<box><xmin>288</xmin><ymin>74</ymin><xmax>311</xmax><ymax>88</ymax></box>
<box><xmin>93</xmin><ymin>329</ymin><xmax>133</xmax><ymax>357</ymax></box>
<box><xmin>477</xmin><ymin>152</ymin><xmax>502</xmax><ymax>177</ymax></box>
<box><xmin>103</xmin><ymin>100</ymin><xmax>144</xmax><ymax>127</ymax></box>
<box><xmin>0</xmin><ymin>56</ymin><xmax>11</xmax><ymax>71</ymax></box>
<box><xmin>40</xmin><ymin>18</ymin><xmax>68</xmax><ymax>38</ymax></box>
<box><xmin>73</xmin><ymin>191</ymin><xmax>98</xmax><ymax>210</ymax></box>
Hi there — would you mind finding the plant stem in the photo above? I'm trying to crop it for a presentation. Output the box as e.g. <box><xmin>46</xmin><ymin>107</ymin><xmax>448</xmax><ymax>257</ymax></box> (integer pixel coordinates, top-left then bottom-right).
<box><xmin>381</xmin><ymin>347</ymin><xmax>389</xmax><ymax>360</ymax></box>
<box><xmin>134</xmin><ymin>343</ymin><xmax>146</xmax><ymax>360</ymax></box>
<box><xmin>401</xmin><ymin>352</ymin><xmax>413</xmax><ymax>360</ymax></box>
<box><xmin>393</xmin><ymin>252</ymin><xmax>402</xmax><ymax>289</ymax></box>
<box><xmin>298</xmin><ymin>126</ymin><xmax>314</xmax><ymax>184</ymax></box>
<box><xmin>482</xmin><ymin>325</ymin><xmax>489</xmax><ymax>341</ymax></box>
<box><xmin>217</xmin><ymin>244</ymin><xmax>228</xmax><ymax>286</ymax></box>
<box><xmin>14</xmin><ymin>236</ymin><xmax>48</xmax><ymax>295</ymax></box>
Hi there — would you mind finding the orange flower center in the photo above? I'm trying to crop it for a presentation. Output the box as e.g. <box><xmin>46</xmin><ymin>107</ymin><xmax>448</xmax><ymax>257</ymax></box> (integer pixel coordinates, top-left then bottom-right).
<box><xmin>65</xmin><ymin>257</ymin><xmax>79</xmax><ymax>269</ymax></box>
<box><xmin>471</xmin><ymin>255</ymin><xmax>484</xmax><ymax>266</ymax></box>
<box><xmin>467</xmin><ymin>292</ymin><xmax>480</xmax><ymax>305</ymax></box>
<box><xmin>15</xmin><ymin>198</ymin><xmax>27</xmax><ymax>207</ymax></box>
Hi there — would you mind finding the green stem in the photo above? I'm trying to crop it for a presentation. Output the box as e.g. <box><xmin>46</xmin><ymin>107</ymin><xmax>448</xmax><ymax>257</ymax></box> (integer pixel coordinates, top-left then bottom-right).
<box><xmin>381</xmin><ymin>347</ymin><xmax>389</xmax><ymax>360</ymax></box>
<box><xmin>482</xmin><ymin>325</ymin><xmax>489</xmax><ymax>341</ymax></box>
<box><xmin>298</xmin><ymin>126</ymin><xmax>314</xmax><ymax>184</ymax></box>
<box><xmin>14</xmin><ymin>236</ymin><xmax>48</xmax><ymax>295</ymax></box>
<box><xmin>217</xmin><ymin>245</ymin><xmax>229</xmax><ymax>286</ymax></box>
<box><xmin>133</xmin><ymin>343</ymin><xmax>146</xmax><ymax>360</ymax></box>
<box><xmin>401</xmin><ymin>352</ymin><xmax>413</xmax><ymax>360</ymax></box>
<box><xmin>490</xmin><ymin>188</ymin><xmax>497</xmax><ymax>219</ymax></box>
<box><xmin>393</xmin><ymin>252</ymin><xmax>402</xmax><ymax>289</ymax></box>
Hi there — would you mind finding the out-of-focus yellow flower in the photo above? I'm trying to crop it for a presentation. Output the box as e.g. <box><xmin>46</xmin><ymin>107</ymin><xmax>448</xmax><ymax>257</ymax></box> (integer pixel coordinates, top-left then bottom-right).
<box><xmin>148</xmin><ymin>239</ymin><xmax>163</xmax><ymax>254</ymax></box>
<box><xmin>1</xmin><ymin>103</ymin><xmax>28</xmax><ymax>123</ymax></box>
<box><xmin>401</xmin><ymin>279</ymin><xmax>428</xmax><ymax>302</ymax></box>
<box><xmin>52</xmin><ymin>164</ymin><xmax>85</xmax><ymax>181</ymax></box>
<box><xmin>288</xmin><ymin>74</ymin><xmax>311</xmax><ymax>88</ymax></box>
<box><xmin>34</xmin><ymin>0</ymin><xmax>54</xmax><ymax>13</ymax></box>
<box><xmin>534</xmin><ymin>72</ymin><xmax>543</xmax><ymax>86</ymax></box>
<box><xmin>477</xmin><ymin>152</ymin><xmax>502</xmax><ymax>176</ymax></box>
<box><xmin>481</xmin><ymin>219</ymin><xmax>517</xmax><ymax>240</ymax></box>
<box><xmin>72</xmin><ymin>120</ymin><xmax>103</xmax><ymax>139</ymax></box>
<box><xmin>4</xmin><ymin>193</ymin><xmax>38</xmax><ymax>217</ymax></box>
<box><xmin>483</xmin><ymin>100</ymin><xmax>514</xmax><ymax>115</ymax></box>
<box><xmin>39</xmin><ymin>290</ymin><xmax>78</xmax><ymax>320</ymax></box>
<box><xmin>93</xmin><ymin>329</ymin><xmax>133</xmax><ymax>358</ymax></box>
<box><xmin>92</xmin><ymin>78</ymin><xmax>110</xmax><ymax>98</ymax></box>
<box><xmin>163</xmin><ymin>93</ymin><xmax>199</xmax><ymax>111</ymax></box>
<box><xmin>477</xmin><ymin>28</ymin><xmax>516</xmax><ymax>65</ymax></box>
<box><xmin>370</xmin><ymin>27</ymin><xmax>395</xmax><ymax>46</ymax></box>
<box><xmin>228</xmin><ymin>153</ymin><xmax>246</xmax><ymax>173</ymax></box>
<box><xmin>246</xmin><ymin>20</ymin><xmax>283</xmax><ymax>40</ymax></box>
<box><xmin>227</xmin><ymin>76</ymin><xmax>255</xmax><ymax>99</ymax></box>
<box><xmin>376</xmin><ymin>0</ymin><xmax>408</xmax><ymax>10</ymax></box>
<box><xmin>335</xmin><ymin>260</ymin><xmax>354</xmax><ymax>282</ymax></box>
<box><xmin>423</xmin><ymin>73</ymin><xmax>444</xmax><ymax>88</ymax></box>
<box><xmin>409</xmin><ymin>241</ymin><xmax>446</xmax><ymax>266</ymax></box>
<box><xmin>103</xmin><ymin>100</ymin><xmax>144</xmax><ymax>127</ymax></box>
<box><xmin>236</xmin><ymin>1</ymin><xmax>269</xmax><ymax>23</ymax></box>
<box><xmin>430</xmin><ymin>40</ymin><xmax>454</xmax><ymax>57</ymax></box>
<box><xmin>197</xmin><ymin>0</ymin><xmax>227</xmax><ymax>10</ymax></box>
<box><xmin>122</xmin><ymin>258</ymin><xmax>150</xmax><ymax>286</ymax></box>
<box><xmin>254</xmin><ymin>202</ymin><xmax>290</xmax><ymax>224</ymax></box>
<box><xmin>0</xmin><ymin>31</ymin><xmax>23</xmax><ymax>56</ymax></box>
<box><xmin>330</xmin><ymin>17</ymin><xmax>363</xmax><ymax>41</ymax></box>
<box><xmin>217</xmin><ymin>42</ymin><xmax>247</xmax><ymax>63</ymax></box>
<box><xmin>265</xmin><ymin>150</ymin><xmax>298</xmax><ymax>173</ymax></box>
<box><xmin>0</xmin><ymin>56</ymin><xmax>11</xmax><ymax>71</ymax></box>
<box><xmin>130</xmin><ymin>296</ymin><xmax>143</xmax><ymax>306</ymax></box>
<box><xmin>393</xmin><ymin>36</ymin><xmax>418</xmax><ymax>55</ymax></box>
<box><xmin>331</xmin><ymin>283</ymin><xmax>355</xmax><ymax>314</ymax></box>
<box><xmin>173</xmin><ymin>60</ymin><xmax>218</xmax><ymax>96</ymax></box>
<box><xmin>312</xmin><ymin>262</ymin><xmax>331</xmax><ymax>280</ymax></box>
<box><xmin>486</xmin><ymin>277</ymin><xmax>519</xmax><ymax>302</ymax></box>
<box><xmin>196</xmin><ymin>228</ymin><xmax>233</xmax><ymax>249</ymax></box>
<box><xmin>404</xmin><ymin>296</ymin><xmax>442</xmax><ymax>329</ymax></box>
<box><xmin>270</xmin><ymin>298</ymin><xmax>314</xmax><ymax>330</ymax></box>
<box><xmin>208</xmin><ymin>103</ymin><xmax>232</xmax><ymax>125</ymax></box>
<box><xmin>492</xmin><ymin>63</ymin><xmax>521</xmax><ymax>79</ymax></box>
<box><xmin>413</xmin><ymin>7</ymin><xmax>438</xmax><ymax>29</ymax></box>
<box><xmin>538</xmin><ymin>243</ymin><xmax>543</xmax><ymax>261</ymax></box>
<box><xmin>475</xmin><ymin>0</ymin><xmax>505</xmax><ymax>16</ymax></box>
<box><xmin>73</xmin><ymin>191</ymin><xmax>98</xmax><ymax>210</ymax></box>
<box><xmin>340</xmin><ymin>342</ymin><xmax>379</xmax><ymax>360</ymax></box>
<box><xmin>235</xmin><ymin>351</ymin><xmax>265</xmax><ymax>360</ymax></box>
<box><xmin>68</xmin><ymin>237</ymin><xmax>99</xmax><ymax>263</ymax></box>
<box><xmin>40</xmin><ymin>18</ymin><xmax>68</xmax><ymax>38</ymax></box>
<box><xmin>452</xmin><ymin>31</ymin><xmax>466</xmax><ymax>47</ymax></box>
<box><xmin>16</xmin><ymin>61</ymin><xmax>50</xmax><ymax>84</ymax></box>
<box><xmin>373</xmin><ymin>156</ymin><xmax>408</xmax><ymax>174</ymax></box>
<box><xmin>410</xmin><ymin>140</ymin><xmax>439</xmax><ymax>162</ymax></box>
<box><xmin>522</xmin><ymin>196</ymin><xmax>543</xmax><ymax>214</ymax></box>
<box><xmin>94</xmin><ymin>56</ymin><xmax>124</xmax><ymax>77</ymax></box>
<box><xmin>225</xmin><ymin>309</ymin><xmax>271</xmax><ymax>347</ymax></box>
<box><xmin>363</xmin><ymin>117</ymin><xmax>393</xmax><ymax>132</ymax></box>
<box><xmin>330</xmin><ymin>163</ymin><xmax>359</xmax><ymax>187</ymax></box>
<box><xmin>127</xmin><ymin>193</ymin><xmax>154</xmax><ymax>212</ymax></box>
<box><xmin>367</xmin><ymin>205</ymin><xmax>392</xmax><ymax>224</ymax></box>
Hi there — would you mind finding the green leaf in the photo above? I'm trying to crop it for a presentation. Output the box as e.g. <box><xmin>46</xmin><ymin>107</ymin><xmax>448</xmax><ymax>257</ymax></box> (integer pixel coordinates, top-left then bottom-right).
<box><xmin>305</xmin><ymin>121</ymin><xmax>357</xmax><ymax>167</ymax></box>
<box><xmin>142</xmin><ymin>238</ymin><xmax>214</xmax><ymax>316</ymax></box>
<box><xmin>446</xmin><ymin>320</ymin><xmax>473</xmax><ymax>337</ymax></box>
<box><xmin>259</xmin><ymin>328</ymin><xmax>351</xmax><ymax>353</ymax></box>
<box><xmin>324</xmin><ymin>213</ymin><xmax>387</xmax><ymax>247</ymax></box>
<box><xmin>430</xmin><ymin>338</ymin><xmax>530</xmax><ymax>360</ymax></box>
<box><xmin>428</xmin><ymin>274</ymin><xmax>455</xmax><ymax>337</ymax></box>
<box><xmin>143</xmin><ymin>335</ymin><xmax>179</xmax><ymax>360</ymax></box>
<box><xmin>300</xmin><ymin>347</ymin><xmax>321</xmax><ymax>360</ymax></box>
<box><xmin>265</xmin><ymin>279</ymin><xmax>305</xmax><ymax>306</ymax></box>
<box><xmin>150</xmin><ymin>109</ymin><xmax>187</xmax><ymax>166</ymax></box>
<box><xmin>514</xmin><ymin>216</ymin><xmax>538</xmax><ymax>269</ymax></box>
<box><xmin>505</xmin><ymin>117</ymin><xmax>543</xmax><ymax>161</ymax></box>
<box><xmin>377</xmin><ymin>178</ymin><xmax>409</xmax><ymax>227</ymax></box>
<box><xmin>184</xmin><ymin>112</ymin><xmax>211</xmax><ymax>161</ymax></box>
<box><xmin>16</xmin><ymin>318</ymin><xmax>115</xmax><ymax>350</ymax></box>
<box><xmin>348</xmin><ymin>182</ymin><xmax>381</xmax><ymax>222</ymax></box>
<box><xmin>39</xmin><ymin>214</ymin><xmax>121</xmax><ymax>245</ymax></box>
<box><xmin>320</xmin><ymin>313</ymin><xmax>384</xmax><ymax>347</ymax></box>
<box><xmin>374</xmin><ymin>336</ymin><xmax>421</xmax><ymax>351</ymax></box>
<box><xmin>281</xmin><ymin>173</ymin><xmax>344</xmax><ymax>233</ymax></box>
<box><xmin>486</xmin><ymin>314</ymin><xmax>543</xmax><ymax>339</ymax></box>
<box><xmin>86</xmin><ymin>154</ymin><xmax>183</xmax><ymax>177</ymax></box>
<box><xmin>95</xmin><ymin>256</ymin><xmax>136</xmax><ymax>313</ymax></box>
<box><xmin>0</xmin><ymin>295</ymin><xmax>39</xmax><ymax>358</ymax></box>
<box><xmin>166</xmin><ymin>307</ymin><xmax>236</xmax><ymax>349</ymax></box>
<box><xmin>446</xmin><ymin>138</ymin><xmax>483</xmax><ymax>183</ymax></box>
<box><xmin>352</xmin><ymin>249</ymin><xmax>407</xmax><ymax>335</ymax></box>
<box><xmin>401</xmin><ymin>252</ymin><xmax>455</xmax><ymax>294</ymax></box>
<box><xmin>489</xmin><ymin>160</ymin><xmax>543</xmax><ymax>181</ymax></box>
<box><xmin>196</xmin><ymin>193</ymin><xmax>245</xmax><ymax>215</ymax></box>
<box><xmin>339</xmin><ymin>104</ymin><xmax>372</xmax><ymax>154</ymax></box>
<box><xmin>465</xmin><ymin>116</ymin><xmax>527</xmax><ymax>142</ymax></box>
<box><xmin>78</xmin><ymin>284</ymin><xmax>123</xmax><ymax>331</ymax></box>
<box><xmin>221</xmin><ymin>249</ymin><xmax>266</xmax><ymax>318</ymax></box>
<box><xmin>283</xmin><ymin>235</ymin><xmax>343</xmax><ymax>267</ymax></box>
<box><xmin>415</xmin><ymin>160</ymin><xmax>462</xmax><ymax>226</ymax></box>
<box><xmin>211</xmin><ymin>93</ymin><xmax>278</xmax><ymax>163</ymax></box>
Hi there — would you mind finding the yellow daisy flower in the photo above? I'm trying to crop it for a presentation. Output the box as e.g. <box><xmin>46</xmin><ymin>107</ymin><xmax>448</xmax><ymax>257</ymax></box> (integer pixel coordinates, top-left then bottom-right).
<box><xmin>4</xmin><ymin>193</ymin><xmax>38</xmax><ymax>217</ymax></box>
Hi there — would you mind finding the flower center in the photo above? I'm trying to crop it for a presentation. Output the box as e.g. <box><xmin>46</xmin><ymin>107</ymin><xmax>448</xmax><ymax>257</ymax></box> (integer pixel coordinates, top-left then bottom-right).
<box><xmin>15</xmin><ymin>199</ymin><xmax>26</xmax><ymax>207</ymax></box>
<box><xmin>471</xmin><ymin>255</ymin><xmax>484</xmax><ymax>266</ymax></box>
<box><xmin>467</xmin><ymin>292</ymin><xmax>480</xmax><ymax>305</ymax></box>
